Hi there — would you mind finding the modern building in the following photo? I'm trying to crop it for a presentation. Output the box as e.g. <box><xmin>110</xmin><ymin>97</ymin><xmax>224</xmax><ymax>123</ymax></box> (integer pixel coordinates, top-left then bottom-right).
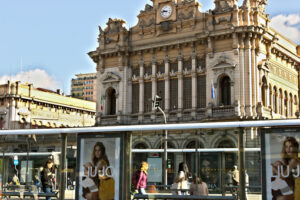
<box><xmin>0</xmin><ymin>81</ymin><xmax>96</xmax><ymax>185</ymax></box>
<box><xmin>88</xmin><ymin>0</ymin><xmax>300</xmax><ymax>193</ymax></box>
<box><xmin>71</xmin><ymin>73</ymin><xmax>97</xmax><ymax>102</ymax></box>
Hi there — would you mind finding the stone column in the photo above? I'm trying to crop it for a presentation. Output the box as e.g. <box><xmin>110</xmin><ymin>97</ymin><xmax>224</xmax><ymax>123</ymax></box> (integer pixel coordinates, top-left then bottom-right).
<box><xmin>251</xmin><ymin>37</ymin><xmax>257</xmax><ymax>115</ymax></box>
<box><xmin>244</xmin><ymin>36</ymin><xmax>253</xmax><ymax>116</ymax></box>
<box><xmin>164</xmin><ymin>56</ymin><xmax>170</xmax><ymax>112</ymax></box>
<box><xmin>139</xmin><ymin>60</ymin><xmax>144</xmax><ymax>118</ymax></box>
<box><xmin>239</xmin><ymin>37</ymin><xmax>245</xmax><ymax>116</ymax></box>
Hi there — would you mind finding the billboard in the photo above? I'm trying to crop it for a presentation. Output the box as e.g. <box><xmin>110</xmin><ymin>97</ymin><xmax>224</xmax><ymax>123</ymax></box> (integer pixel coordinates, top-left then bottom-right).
<box><xmin>76</xmin><ymin>133</ymin><xmax>123</xmax><ymax>200</ymax></box>
<box><xmin>262</xmin><ymin>128</ymin><xmax>300</xmax><ymax>200</ymax></box>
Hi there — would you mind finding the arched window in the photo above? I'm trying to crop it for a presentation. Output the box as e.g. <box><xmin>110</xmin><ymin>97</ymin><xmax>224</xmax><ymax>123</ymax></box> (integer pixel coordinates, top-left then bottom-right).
<box><xmin>279</xmin><ymin>89</ymin><xmax>282</xmax><ymax>115</ymax></box>
<box><xmin>220</xmin><ymin>76</ymin><xmax>231</xmax><ymax>105</ymax></box>
<box><xmin>106</xmin><ymin>87</ymin><xmax>116</xmax><ymax>115</ymax></box>
<box><xmin>294</xmin><ymin>95</ymin><xmax>298</xmax><ymax>114</ymax></box>
<box><xmin>132</xmin><ymin>142</ymin><xmax>149</xmax><ymax>171</ymax></box>
<box><xmin>261</xmin><ymin>77</ymin><xmax>267</xmax><ymax>106</ymax></box>
<box><xmin>289</xmin><ymin>93</ymin><xmax>293</xmax><ymax>117</ymax></box>
<box><xmin>284</xmin><ymin>91</ymin><xmax>288</xmax><ymax>117</ymax></box>
<box><xmin>273</xmin><ymin>87</ymin><xmax>277</xmax><ymax>113</ymax></box>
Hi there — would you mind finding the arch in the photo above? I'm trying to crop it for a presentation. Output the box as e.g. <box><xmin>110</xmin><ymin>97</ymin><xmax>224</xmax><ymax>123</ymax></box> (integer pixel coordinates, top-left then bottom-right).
<box><xmin>219</xmin><ymin>75</ymin><xmax>231</xmax><ymax>106</ymax></box>
<box><xmin>261</xmin><ymin>76</ymin><xmax>268</xmax><ymax>106</ymax></box>
<box><xmin>106</xmin><ymin>87</ymin><xmax>117</xmax><ymax>115</ymax></box>
<box><xmin>217</xmin><ymin>139</ymin><xmax>236</xmax><ymax>148</ymax></box>
<box><xmin>211</xmin><ymin>132</ymin><xmax>238</xmax><ymax>148</ymax></box>
<box><xmin>184</xmin><ymin>140</ymin><xmax>204</xmax><ymax>149</ymax></box>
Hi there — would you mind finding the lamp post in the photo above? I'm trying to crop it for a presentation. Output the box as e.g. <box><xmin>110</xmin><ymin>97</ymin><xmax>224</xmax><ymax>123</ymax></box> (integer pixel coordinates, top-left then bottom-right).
<box><xmin>153</xmin><ymin>95</ymin><xmax>168</xmax><ymax>187</ymax></box>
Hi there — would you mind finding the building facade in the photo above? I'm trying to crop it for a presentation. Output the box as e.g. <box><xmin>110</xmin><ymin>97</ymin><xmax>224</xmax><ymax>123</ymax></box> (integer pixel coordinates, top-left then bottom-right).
<box><xmin>88</xmin><ymin>0</ymin><xmax>300</xmax><ymax>192</ymax></box>
<box><xmin>71</xmin><ymin>73</ymin><xmax>97</xmax><ymax>102</ymax></box>
<box><xmin>0</xmin><ymin>81</ymin><xmax>96</xmax><ymax>185</ymax></box>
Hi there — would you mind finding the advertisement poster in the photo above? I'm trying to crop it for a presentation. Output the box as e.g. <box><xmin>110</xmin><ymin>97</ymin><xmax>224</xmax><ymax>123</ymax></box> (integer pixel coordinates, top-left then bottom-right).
<box><xmin>262</xmin><ymin>129</ymin><xmax>300</xmax><ymax>200</ymax></box>
<box><xmin>147</xmin><ymin>157</ymin><xmax>162</xmax><ymax>183</ymax></box>
<box><xmin>77</xmin><ymin>134</ymin><xmax>122</xmax><ymax>200</ymax></box>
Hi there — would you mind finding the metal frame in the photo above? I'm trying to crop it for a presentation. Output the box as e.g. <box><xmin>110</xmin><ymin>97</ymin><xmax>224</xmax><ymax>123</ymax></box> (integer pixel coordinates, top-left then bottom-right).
<box><xmin>0</xmin><ymin>119</ymin><xmax>299</xmax><ymax>136</ymax></box>
<box><xmin>75</xmin><ymin>132</ymin><xmax>124</xmax><ymax>200</ymax></box>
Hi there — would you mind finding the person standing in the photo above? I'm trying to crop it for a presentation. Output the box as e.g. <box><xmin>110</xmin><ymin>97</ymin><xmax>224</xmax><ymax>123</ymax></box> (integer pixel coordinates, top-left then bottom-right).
<box><xmin>190</xmin><ymin>174</ymin><xmax>208</xmax><ymax>196</ymax></box>
<box><xmin>41</xmin><ymin>159</ymin><xmax>55</xmax><ymax>200</ymax></box>
<box><xmin>175</xmin><ymin>162</ymin><xmax>190</xmax><ymax>195</ymax></box>
<box><xmin>135</xmin><ymin>161</ymin><xmax>148</xmax><ymax>195</ymax></box>
<box><xmin>232</xmin><ymin>165</ymin><xmax>239</xmax><ymax>195</ymax></box>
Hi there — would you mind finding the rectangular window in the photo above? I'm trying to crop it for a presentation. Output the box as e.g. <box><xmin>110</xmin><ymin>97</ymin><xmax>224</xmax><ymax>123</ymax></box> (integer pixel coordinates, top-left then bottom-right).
<box><xmin>145</xmin><ymin>66</ymin><xmax>152</xmax><ymax>75</ymax></box>
<box><xmin>170</xmin><ymin>79</ymin><xmax>178</xmax><ymax>110</ymax></box>
<box><xmin>157</xmin><ymin>81</ymin><xmax>165</xmax><ymax>110</ymax></box>
<box><xmin>132</xmin><ymin>84</ymin><xmax>139</xmax><ymax>114</ymax></box>
<box><xmin>197</xmin><ymin>75</ymin><xmax>206</xmax><ymax>108</ymax></box>
<box><xmin>170</xmin><ymin>62</ymin><xmax>178</xmax><ymax>72</ymax></box>
<box><xmin>183</xmin><ymin>77</ymin><xmax>192</xmax><ymax>109</ymax></box>
<box><xmin>183</xmin><ymin>60</ymin><xmax>192</xmax><ymax>71</ymax></box>
<box><xmin>144</xmin><ymin>82</ymin><xmax>152</xmax><ymax>113</ymax></box>
<box><xmin>158</xmin><ymin>64</ymin><xmax>165</xmax><ymax>74</ymax></box>
<box><xmin>132</xmin><ymin>67</ymin><xmax>140</xmax><ymax>77</ymax></box>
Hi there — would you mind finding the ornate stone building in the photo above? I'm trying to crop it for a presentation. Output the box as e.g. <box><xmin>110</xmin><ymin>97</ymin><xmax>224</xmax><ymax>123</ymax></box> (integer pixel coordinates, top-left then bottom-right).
<box><xmin>88</xmin><ymin>0</ymin><xmax>300</xmax><ymax>190</ymax></box>
<box><xmin>0</xmin><ymin>81</ymin><xmax>95</xmax><ymax>130</ymax></box>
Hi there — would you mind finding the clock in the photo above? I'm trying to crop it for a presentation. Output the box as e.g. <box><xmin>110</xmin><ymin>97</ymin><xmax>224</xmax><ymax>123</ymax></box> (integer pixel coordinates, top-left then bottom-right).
<box><xmin>160</xmin><ymin>5</ymin><xmax>172</xmax><ymax>18</ymax></box>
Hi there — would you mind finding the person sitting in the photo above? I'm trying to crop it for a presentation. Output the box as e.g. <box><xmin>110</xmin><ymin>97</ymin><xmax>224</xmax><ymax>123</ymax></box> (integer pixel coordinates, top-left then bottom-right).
<box><xmin>190</xmin><ymin>174</ymin><xmax>208</xmax><ymax>196</ymax></box>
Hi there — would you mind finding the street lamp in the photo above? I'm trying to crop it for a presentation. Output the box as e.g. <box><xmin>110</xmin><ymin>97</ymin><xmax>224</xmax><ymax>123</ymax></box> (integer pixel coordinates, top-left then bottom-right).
<box><xmin>153</xmin><ymin>95</ymin><xmax>168</xmax><ymax>187</ymax></box>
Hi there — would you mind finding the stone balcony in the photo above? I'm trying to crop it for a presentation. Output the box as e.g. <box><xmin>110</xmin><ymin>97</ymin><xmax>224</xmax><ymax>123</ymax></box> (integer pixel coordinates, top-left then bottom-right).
<box><xmin>97</xmin><ymin>104</ymin><xmax>238</xmax><ymax>126</ymax></box>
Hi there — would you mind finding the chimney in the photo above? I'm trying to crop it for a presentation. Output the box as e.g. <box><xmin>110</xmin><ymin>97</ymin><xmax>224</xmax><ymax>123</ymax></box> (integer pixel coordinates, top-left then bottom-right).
<box><xmin>297</xmin><ymin>45</ymin><xmax>300</xmax><ymax>57</ymax></box>
<box><xmin>57</xmin><ymin>89</ymin><xmax>61</xmax><ymax>95</ymax></box>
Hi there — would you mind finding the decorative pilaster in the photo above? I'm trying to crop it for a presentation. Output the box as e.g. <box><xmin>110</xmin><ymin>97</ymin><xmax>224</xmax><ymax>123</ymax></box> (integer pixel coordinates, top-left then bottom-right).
<box><xmin>151</xmin><ymin>58</ymin><xmax>157</xmax><ymax>113</ymax></box>
<box><xmin>239</xmin><ymin>36</ymin><xmax>245</xmax><ymax>116</ymax></box>
<box><xmin>244</xmin><ymin>36</ymin><xmax>253</xmax><ymax>117</ymax></box>
<box><xmin>164</xmin><ymin>55</ymin><xmax>170</xmax><ymax>112</ymax></box>
<box><xmin>139</xmin><ymin>59</ymin><xmax>144</xmax><ymax>116</ymax></box>
<box><xmin>191</xmin><ymin>51</ymin><xmax>197</xmax><ymax>115</ymax></box>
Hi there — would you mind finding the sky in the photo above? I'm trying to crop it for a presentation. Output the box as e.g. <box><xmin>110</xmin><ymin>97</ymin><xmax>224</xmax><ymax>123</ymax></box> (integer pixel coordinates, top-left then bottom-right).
<box><xmin>0</xmin><ymin>0</ymin><xmax>299</xmax><ymax>94</ymax></box>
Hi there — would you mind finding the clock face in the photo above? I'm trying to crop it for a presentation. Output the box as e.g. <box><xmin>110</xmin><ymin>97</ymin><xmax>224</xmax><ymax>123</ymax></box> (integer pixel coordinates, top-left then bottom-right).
<box><xmin>160</xmin><ymin>5</ymin><xmax>172</xmax><ymax>18</ymax></box>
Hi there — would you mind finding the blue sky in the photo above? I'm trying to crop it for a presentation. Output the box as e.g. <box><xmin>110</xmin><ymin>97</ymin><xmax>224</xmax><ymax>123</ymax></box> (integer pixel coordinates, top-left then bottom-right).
<box><xmin>0</xmin><ymin>0</ymin><xmax>299</xmax><ymax>94</ymax></box>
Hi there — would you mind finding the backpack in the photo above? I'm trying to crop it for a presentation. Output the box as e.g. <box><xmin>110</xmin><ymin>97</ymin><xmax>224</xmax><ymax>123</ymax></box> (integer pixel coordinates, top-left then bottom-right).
<box><xmin>132</xmin><ymin>170</ymin><xmax>140</xmax><ymax>186</ymax></box>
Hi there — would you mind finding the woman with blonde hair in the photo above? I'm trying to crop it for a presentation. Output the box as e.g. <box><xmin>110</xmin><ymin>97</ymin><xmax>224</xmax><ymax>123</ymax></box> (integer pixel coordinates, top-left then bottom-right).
<box><xmin>134</xmin><ymin>161</ymin><xmax>149</xmax><ymax>195</ymax></box>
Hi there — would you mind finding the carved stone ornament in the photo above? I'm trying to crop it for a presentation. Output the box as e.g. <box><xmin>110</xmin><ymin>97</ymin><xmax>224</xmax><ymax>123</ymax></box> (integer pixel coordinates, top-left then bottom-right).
<box><xmin>101</xmin><ymin>72</ymin><xmax>121</xmax><ymax>84</ymax></box>
<box><xmin>100</xmin><ymin>18</ymin><xmax>127</xmax><ymax>35</ymax></box>
<box><xmin>156</xmin><ymin>71</ymin><xmax>164</xmax><ymax>79</ymax></box>
<box><xmin>144</xmin><ymin>73</ymin><xmax>152</xmax><ymax>80</ymax></box>
<box><xmin>169</xmin><ymin>69</ymin><xmax>177</xmax><ymax>77</ymax></box>
<box><xmin>211</xmin><ymin>55</ymin><xmax>237</xmax><ymax>70</ymax></box>
<box><xmin>183</xmin><ymin>68</ymin><xmax>191</xmax><ymax>75</ymax></box>
<box><xmin>131</xmin><ymin>74</ymin><xmax>139</xmax><ymax>82</ymax></box>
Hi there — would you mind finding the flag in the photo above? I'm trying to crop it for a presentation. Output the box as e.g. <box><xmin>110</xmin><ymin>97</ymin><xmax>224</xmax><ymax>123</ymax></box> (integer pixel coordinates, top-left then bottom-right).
<box><xmin>211</xmin><ymin>81</ymin><xmax>215</xmax><ymax>99</ymax></box>
<box><xmin>100</xmin><ymin>96</ymin><xmax>104</xmax><ymax>112</ymax></box>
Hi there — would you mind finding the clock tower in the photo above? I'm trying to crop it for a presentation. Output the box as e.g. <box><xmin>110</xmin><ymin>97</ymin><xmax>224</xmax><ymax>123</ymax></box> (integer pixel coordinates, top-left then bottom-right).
<box><xmin>152</xmin><ymin>0</ymin><xmax>178</xmax><ymax>24</ymax></box>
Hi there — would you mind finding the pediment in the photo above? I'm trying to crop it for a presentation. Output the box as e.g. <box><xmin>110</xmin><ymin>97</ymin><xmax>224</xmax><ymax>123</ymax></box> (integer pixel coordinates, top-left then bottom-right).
<box><xmin>211</xmin><ymin>55</ymin><xmax>236</xmax><ymax>70</ymax></box>
<box><xmin>101</xmin><ymin>72</ymin><xmax>121</xmax><ymax>84</ymax></box>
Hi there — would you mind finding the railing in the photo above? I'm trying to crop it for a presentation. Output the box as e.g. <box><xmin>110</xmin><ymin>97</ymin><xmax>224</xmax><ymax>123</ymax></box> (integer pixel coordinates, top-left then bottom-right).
<box><xmin>212</xmin><ymin>106</ymin><xmax>235</xmax><ymax>117</ymax></box>
<box><xmin>133</xmin><ymin>194</ymin><xmax>236</xmax><ymax>200</ymax></box>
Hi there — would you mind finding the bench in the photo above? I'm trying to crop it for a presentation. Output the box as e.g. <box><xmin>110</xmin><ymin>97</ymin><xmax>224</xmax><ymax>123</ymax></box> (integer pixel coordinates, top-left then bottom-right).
<box><xmin>133</xmin><ymin>194</ymin><xmax>237</xmax><ymax>200</ymax></box>
<box><xmin>1</xmin><ymin>191</ymin><xmax>58</xmax><ymax>199</ymax></box>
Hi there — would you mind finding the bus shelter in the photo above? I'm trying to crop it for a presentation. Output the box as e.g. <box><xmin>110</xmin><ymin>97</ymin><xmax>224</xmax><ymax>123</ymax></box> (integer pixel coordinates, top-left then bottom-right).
<box><xmin>0</xmin><ymin>119</ymin><xmax>299</xmax><ymax>200</ymax></box>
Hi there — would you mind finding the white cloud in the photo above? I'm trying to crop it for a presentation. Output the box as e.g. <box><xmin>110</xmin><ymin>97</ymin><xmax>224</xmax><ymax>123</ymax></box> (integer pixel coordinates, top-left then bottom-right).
<box><xmin>0</xmin><ymin>69</ymin><xmax>61</xmax><ymax>91</ymax></box>
<box><xmin>270</xmin><ymin>14</ymin><xmax>300</xmax><ymax>44</ymax></box>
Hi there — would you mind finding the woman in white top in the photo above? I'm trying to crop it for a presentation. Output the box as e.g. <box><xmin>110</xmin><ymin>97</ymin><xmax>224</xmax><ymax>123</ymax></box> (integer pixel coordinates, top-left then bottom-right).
<box><xmin>175</xmin><ymin>162</ymin><xmax>189</xmax><ymax>195</ymax></box>
<box><xmin>190</xmin><ymin>174</ymin><xmax>208</xmax><ymax>196</ymax></box>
